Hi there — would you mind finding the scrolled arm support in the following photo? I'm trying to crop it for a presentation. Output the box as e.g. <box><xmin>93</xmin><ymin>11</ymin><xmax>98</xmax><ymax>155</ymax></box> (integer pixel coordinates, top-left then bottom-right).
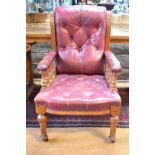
<box><xmin>37</xmin><ymin>51</ymin><xmax>57</xmax><ymax>89</ymax></box>
<box><xmin>41</xmin><ymin>61</ymin><xmax>56</xmax><ymax>89</ymax></box>
<box><xmin>104</xmin><ymin>51</ymin><xmax>121</xmax><ymax>91</ymax></box>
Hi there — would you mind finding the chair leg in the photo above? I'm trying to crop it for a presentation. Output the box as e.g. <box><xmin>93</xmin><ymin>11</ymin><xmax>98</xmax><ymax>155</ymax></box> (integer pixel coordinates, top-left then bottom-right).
<box><xmin>37</xmin><ymin>114</ymin><xmax>48</xmax><ymax>141</ymax></box>
<box><xmin>109</xmin><ymin>115</ymin><xmax>119</xmax><ymax>143</ymax></box>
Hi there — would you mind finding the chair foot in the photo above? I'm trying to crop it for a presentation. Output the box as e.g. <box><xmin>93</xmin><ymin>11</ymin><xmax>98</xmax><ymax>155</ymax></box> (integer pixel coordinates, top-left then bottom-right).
<box><xmin>40</xmin><ymin>134</ymin><xmax>48</xmax><ymax>141</ymax></box>
<box><xmin>37</xmin><ymin>114</ymin><xmax>48</xmax><ymax>142</ymax></box>
<box><xmin>108</xmin><ymin>135</ymin><xmax>115</xmax><ymax>143</ymax></box>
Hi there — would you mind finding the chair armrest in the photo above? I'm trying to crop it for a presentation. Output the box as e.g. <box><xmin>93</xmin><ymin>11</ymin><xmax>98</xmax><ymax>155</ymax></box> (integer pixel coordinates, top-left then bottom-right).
<box><xmin>37</xmin><ymin>51</ymin><xmax>57</xmax><ymax>89</ymax></box>
<box><xmin>37</xmin><ymin>51</ymin><xmax>57</xmax><ymax>71</ymax></box>
<box><xmin>104</xmin><ymin>51</ymin><xmax>121</xmax><ymax>91</ymax></box>
<box><xmin>105</xmin><ymin>50</ymin><xmax>121</xmax><ymax>74</ymax></box>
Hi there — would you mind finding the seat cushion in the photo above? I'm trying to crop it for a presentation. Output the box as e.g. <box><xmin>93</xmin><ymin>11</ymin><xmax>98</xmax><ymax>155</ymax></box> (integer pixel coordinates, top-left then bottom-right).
<box><xmin>35</xmin><ymin>74</ymin><xmax>121</xmax><ymax>114</ymax></box>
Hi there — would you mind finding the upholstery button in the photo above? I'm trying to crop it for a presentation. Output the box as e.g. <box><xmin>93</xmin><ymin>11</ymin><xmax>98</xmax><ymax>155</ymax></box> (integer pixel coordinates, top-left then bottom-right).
<box><xmin>70</xmin><ymin>36</ymin><xmax>73</xmax><ymax>40</ymax></box>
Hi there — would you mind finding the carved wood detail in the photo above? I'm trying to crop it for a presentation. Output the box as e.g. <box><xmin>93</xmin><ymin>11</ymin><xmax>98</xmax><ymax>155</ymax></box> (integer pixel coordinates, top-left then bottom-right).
<box><xmin>41</xmin><ymin>60</ymin><xmax>56</xmax><ymax>89</ymax></box>
<box><xmin>105</xmin><ymin>62</ymin><xmax>118</xmax><ymax>91</ymax></box>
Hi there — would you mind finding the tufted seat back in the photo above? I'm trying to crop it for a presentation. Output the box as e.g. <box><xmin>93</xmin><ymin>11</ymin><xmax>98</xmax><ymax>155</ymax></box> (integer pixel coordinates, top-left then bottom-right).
<box><xmin>54</xmin><ymin>5</ymin><xmax>107</xmax><ymax>75</ymax></box>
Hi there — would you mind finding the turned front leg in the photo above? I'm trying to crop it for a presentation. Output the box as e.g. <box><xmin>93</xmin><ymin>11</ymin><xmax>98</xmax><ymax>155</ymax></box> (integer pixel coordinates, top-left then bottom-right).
<box><xmin>36</xmin><ymin>105</ymin><xmax>48</xmax><ymax>141</ymax></box>
<box><xmin>109</xmin><ymin>116</ymin><xmax>119</xmax><ymax>142</ymax></box>
<box><xmin>109</xmin><ymin>106</ymin><xmax>120</xmax><ymax>143</ymax></box>
<box><xmin>37</xmin><ymin>114</ymin><xmax>48</xmax><ymax>141</ymax></box>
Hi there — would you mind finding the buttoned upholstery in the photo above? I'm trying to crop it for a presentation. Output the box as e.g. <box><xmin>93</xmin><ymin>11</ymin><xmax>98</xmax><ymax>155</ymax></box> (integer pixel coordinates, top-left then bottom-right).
<box><xmin>54</xmin><ymin>5</ymin><xmax>107</xmax><ymax>74</ymax></box>
<box><xmin>35</xmin><ymin>74</ymin><xmax>121</xmax><ymax>113</ymax></box>
<box><xmin>35</xmin><ymin>5</ymin><xmax>122</xmax><ymax>114</ymax></box>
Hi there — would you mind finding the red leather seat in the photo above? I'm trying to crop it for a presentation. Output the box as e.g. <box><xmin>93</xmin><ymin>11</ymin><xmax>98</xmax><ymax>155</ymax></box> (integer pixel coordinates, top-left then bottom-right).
<box><xmin>35</xmin><ymin>74</ymin><xmax>121</xmax><ymax>114</ymax></box>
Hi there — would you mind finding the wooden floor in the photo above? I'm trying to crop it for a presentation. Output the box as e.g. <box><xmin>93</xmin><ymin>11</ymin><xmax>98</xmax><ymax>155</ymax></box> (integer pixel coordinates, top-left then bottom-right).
<box><xmin>27</xmin><ymin>127</ymin><xmax>129</xmax><ymax>155</ymax></box>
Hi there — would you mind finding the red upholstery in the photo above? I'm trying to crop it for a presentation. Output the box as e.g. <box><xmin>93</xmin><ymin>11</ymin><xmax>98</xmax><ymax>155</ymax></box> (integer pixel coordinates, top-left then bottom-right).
<box><xmin>54</xmin><ymin>5</ymin><xmax>107</xmax><ymax>75</ymax></box>
<box><xmin>35</xmin><ymin>74</ymin><xmax>121</xmax><ymax>113</ymax></box>
<box><xmin>105</xmin><ymin>51</ymin><xmax>121</xmax><ymax>73</ymax></box>
<box><xmin>37</xmin><ymin>51</ymin><xmax>57</xmax><ymax>71</ymax></box>
<box><xmin>34</xmin><ymin>6</ymin><xmax>121</xmax><ymax>116</ymax></box>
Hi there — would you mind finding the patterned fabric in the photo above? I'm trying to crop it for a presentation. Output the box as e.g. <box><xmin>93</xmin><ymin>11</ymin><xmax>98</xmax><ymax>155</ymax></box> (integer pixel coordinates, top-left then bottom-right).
<box><xmin>54</xmin><ymin>5</ymin><xmax>107</xmax><ymax>74</ymax></box>
<box><xmin>35</xmin><ymin>74</ymin><xmax>121</xmax><ymax>113</ymax></box>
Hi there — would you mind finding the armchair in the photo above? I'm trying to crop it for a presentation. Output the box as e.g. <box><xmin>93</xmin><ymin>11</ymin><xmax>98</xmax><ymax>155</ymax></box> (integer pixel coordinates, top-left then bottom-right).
<box><xmin>34</xmin><ymin>5</ymin><xmax>121</xmax><ymax>143</ymax></box>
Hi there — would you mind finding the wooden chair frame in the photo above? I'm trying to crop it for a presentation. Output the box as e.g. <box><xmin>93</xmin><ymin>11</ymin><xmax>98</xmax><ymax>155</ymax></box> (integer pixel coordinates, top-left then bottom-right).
<box><xmin>36</xmin><ymin>11</ymin><xmax>121</xmax><ymax>143</ymax></box>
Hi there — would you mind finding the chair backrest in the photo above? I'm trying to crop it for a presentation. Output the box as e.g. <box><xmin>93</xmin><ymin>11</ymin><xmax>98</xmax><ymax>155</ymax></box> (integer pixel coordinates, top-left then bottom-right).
<box><xmin>54</xmin><ymin>5</ymin><xmax>108</xmax><ymax>75</ymax></box>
